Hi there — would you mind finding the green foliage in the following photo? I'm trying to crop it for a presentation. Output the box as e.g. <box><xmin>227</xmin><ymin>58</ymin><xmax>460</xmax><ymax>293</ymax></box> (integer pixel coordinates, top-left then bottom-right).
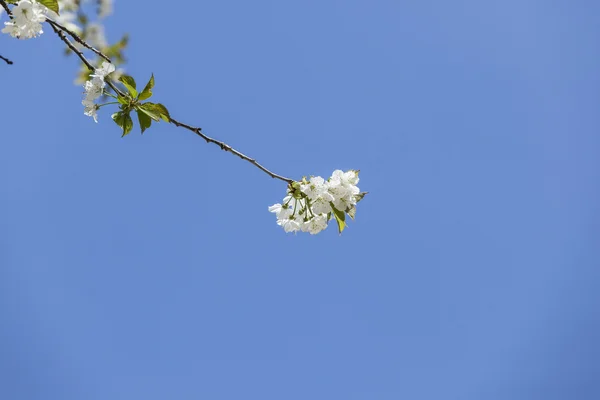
<box><xmin>330</xmin><ymin>204</ymin><xmax>347</xmax><ymax>234</ymax></box>
<box><xmin>119</xmin><ymin>75</ymin><xmax>137</xmax><ymax>98</ymax></box>
<box><xmin>109</xmin><ymin>74</ymin><xmax>170</xmax><ymax>135</ymax></box>
<box><xmin>112</xmin><ymin>111</ymin><xmax>133</xmax><ymax>137</ymax></box>
<box><xmin>138</xmin><ymin>102</ymin><xmax>170</xmax><ymax>122</ymax></box>
<box><xmin>347</xmin><ymin>205</ymin><xmax>357</xmax><ymax>220</ymax></box>
<box><xmin>37</xmin><ymin>0</ymin><xmax>59</xmax><ymax>14</ymax></box>
<box><xmin>154</xmin><ymin>103</ymin><xmax>170</xmax><ymax>122</ymax></box>
<box><xmin>138</xmin><ymin>74</ymin><xmax>154</xmax><ymax>101</ymax></box>
<box><xmin>355</xmin><ymin>192</ymin><xmax>368</xmax><ymax>203</ymax></box>
<box><xmin>136</xmin><ymin>109</ymin><xmax>152</xmax><ymax>134</ymax></box>
<box><xmin>137</xmin><ymin>103</ymin><xmax>160</xmax><ymax>121</ymax></box>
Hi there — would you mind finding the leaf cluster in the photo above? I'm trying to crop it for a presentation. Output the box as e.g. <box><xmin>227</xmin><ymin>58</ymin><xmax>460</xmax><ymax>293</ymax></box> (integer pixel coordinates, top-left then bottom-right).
<box><xmin>111</xmin><ymin>74</ymin><xmax>170</xmax><ymax>137</ymax></box>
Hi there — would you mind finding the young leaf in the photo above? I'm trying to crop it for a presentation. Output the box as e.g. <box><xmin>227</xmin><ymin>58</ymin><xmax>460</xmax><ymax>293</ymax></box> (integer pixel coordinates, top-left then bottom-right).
<box><xmin>119</xmin><ymin>75</ymin><xmax>138</xmax><ymax>98</ymax></box>
<box><xmin>330</xmin><ymin>204</ymin><xmax>347</xmax><ymax>234</ymax></box>
<box><xmin>347</xmin><ymin>205</ymin><xmax>357</xmax><ymax>220</ymax></box>
<box><xmin>138</xmin><ymin>74</ymin><xmax>154</xmax><ymax>101</ymax></box>
<box><xmin>355</xmin><ymin>192</ymin><xmax>368</xmax><ymax>204</ymax></box>
<box><xmin>122</xmin><ymin>113</ymin><xmax>134</xmax><ymax>137</ymax></box>
<box><xmin>117</xmin><ymin>95</ymin><xmax>128</xmax><ymax>105</ymax></box>
<box><xmin>136</xmin><ymin>109</ymin><xmax>152</xmax><ymax>134</ymax></box>
<box><xmin>37</xmin><ymin>0</ymin><xmax>59</xmax><ymax>14</ymax></box>
<box><xmin>137</xmin><ymin>103</ymin><xmax>161</xmax><ymax>122</ymax></box>
<box><xmin>112</xmin><ymin>111</ymin><xmax>125</xmax><ymax>128</ymax></box>
<box><xmin>155</xmin><ymin>103</ymin><xmax>170</xmax><ymax>122</ymax></box>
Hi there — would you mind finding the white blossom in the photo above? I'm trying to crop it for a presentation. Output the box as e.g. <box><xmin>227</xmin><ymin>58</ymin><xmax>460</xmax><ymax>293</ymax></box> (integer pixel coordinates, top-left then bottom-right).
<box><xmin>268</xmin><ymin>169</ymin><xmax>365</xmax><ymax>235</ymax></box>
<box><xmin>92</xmin><ymin>61</ymin><xmax>115</xmax><ymax>78</ymax></box>
<box><xmin>303</xmin><ymin>214</ymin><xmax>328</xmax><ymax>235</ymax></box>
<box><xmin>82</xmin><ymin>62</ymin><xmax>115</xmax><ymax>122</ymax></box>
<box><xmin>98</xmin><ymin>0</ymin><xmax>113</xmax><ymax>18</ymax></box>
<box><xmin>84</xmin><ymin>22</ymin><xmax>107</xmax><ymax>48</ymax></box>
<box><xmin>2</xmin><ymin>0</ymin><xmax>47</xmax><ymax>39</ymax></box>
<box><xmin>301</xmin><ymin>176</ymin><xmax>327</xmax><ymax>200</ymax></box>
<box><xmin>84</xmin><ymin>76</ymin><xmax>105</xmax><ymax>100</ymax></box>
<box><xmin>82</xmin><ymin>99</ymin><xmax>99</xmax><ymax>122</ymax></box>
<box><xmin>311</xmin><ymin>196</ymin><xmax>332</xmax><ymax>215</ymax></box>
<box><xmin>58</xmin><ymin>0</ymin><xmax>79</xmax><ymax>12</ymax></box>
<box><xmin>268</xmin><ymin>203</ymin><xmax>292</xmax><ymax>221</ymax></box>
<box><xmin>331</xmin><ymin>169</ymin><xmax>359</xmax><ymax>187</ymax></box>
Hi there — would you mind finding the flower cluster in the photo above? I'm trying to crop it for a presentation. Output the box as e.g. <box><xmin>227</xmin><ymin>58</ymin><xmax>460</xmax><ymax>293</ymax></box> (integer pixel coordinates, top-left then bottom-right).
<box><xmin>1</xmin><ymin>0</ymin><xmax>47</xmax><ymax>39</ymax></box>
<box><xmin>82</xmin><ymin>61</ymin><xmax>115</xmax><ymax>122</ymax></box>
<box><xmin>1</xmin><ymin>0</ymin><xmax>114</xmax><ymax>40</ymax></box>
<box><xmin>269</xmin><ymin>170</ymin><xmax>366</xmax><ymax>235</ymax></box>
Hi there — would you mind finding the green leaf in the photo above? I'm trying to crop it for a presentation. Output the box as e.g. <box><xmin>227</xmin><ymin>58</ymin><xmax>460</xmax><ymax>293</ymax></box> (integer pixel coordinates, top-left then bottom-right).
<box><xmin>122</xmin><ymin>113</ymin><xmax>133</xmax><ymax>137</ymax></box>
<box><xmin>138</xmin><ymin>74</ymin><xmax>154</xmax><ymax>101</ymax></box>
<box><xmin>119</xmin><ymin>75</ymin><xmax>137</xmax><ymax>97</ymax></box>
<box><xmin>37</xmin><ymin>0</ymin><xmax>59</xmax><ymax>14</ymax></box>
<box><xmin>138</xmin><ymin>103</ymin><xmax>170</xmax><ymax>122</ymax></box>
<box><xmin>117</xmin><ymin>95</ymin><xmax>128</xmax><ymax>105</ymax></box>
<box><xmin>330</xmin><ymin>204</ymin><xmax>346</xmax><ymax>234</ymax></box>
<box><xmin>136</xmin><ymin>109</ymin><xmax>152</xmax><ymax>134</ymax></box>
<box><xmin>112</xmin><ymin>111</ymin><xmax>133</xmax><ymax>137</ymax></box>
<box><xmin>112</xmin><ymin>111</ymin><xmax>125</xmax><ymax>128</ymax></box>
<box><xmin>347</xmin><ymin>205</ymin><xmax>357</xmax><ymax>220</ymax></box>
<box><xmin>155</xmin><ymin>103</ymin><xmax>171</xmax><ymax>122</ymax></box>
<box><xmin>355</xmin><ymin>192</ymin><xmax>368</xmax><ymax>204</ymax></box>
<box><xmin>137</xmin><ymin>103</ymin><xmax>161</xmax><ymax>122</ymax></box>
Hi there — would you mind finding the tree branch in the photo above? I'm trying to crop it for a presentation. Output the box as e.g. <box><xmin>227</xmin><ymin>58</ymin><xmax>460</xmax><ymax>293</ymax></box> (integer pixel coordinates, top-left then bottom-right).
<box><xmin>45</xmin><ymin>20</ymin><xmax>294</xmax><ymax>184</ymax></box>
<box><xmin>0</xmin><ymin>0</ymin><xmax>11</xmax><ymax>16</ymax></box>
<box><xmin>0</xmin><ymin>54</ymin><xmax>13</xmax><ymax>64</ymax></box>
<box><xmin>168</xmin><ymin>117</ymin><xmax>294</xmax><ymax>183</ymax></box>
<box><xmin>46</xmin><ymin>18</ymin><xmax>111</xmax><ymax>64</ymax></box>
<box><xmin>47</xmin><ymin>20</ymin><xmax>124</xmax><ymax>97</ymax></box>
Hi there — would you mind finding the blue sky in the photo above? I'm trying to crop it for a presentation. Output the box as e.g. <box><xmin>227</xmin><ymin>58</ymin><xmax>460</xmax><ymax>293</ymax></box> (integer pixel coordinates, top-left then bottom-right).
<box><xmin>1</xmin><ymin>0</ymin><xmax>599</xmax><ymax>399</ymax></box>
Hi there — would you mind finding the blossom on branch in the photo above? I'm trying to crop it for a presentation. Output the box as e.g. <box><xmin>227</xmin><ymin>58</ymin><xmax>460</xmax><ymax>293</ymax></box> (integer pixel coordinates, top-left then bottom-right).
<box><xmin>269</xmin><ymin>170</ymin><xmax>367</xmax><ymax>235</ymax></box>
<box><xmin>2</xmin><ymin>0</ymin><xmax>46</xmax><ymax>39</ymax></box>
<box><xmin>82</xmin><ymin>61</ymin><xmax>115</xmax><ymax>122</ymax></box>
<box><xmin>2</xmin><ymin>0</ymin><xmax>368</xmax><ymax>235</ymax></box>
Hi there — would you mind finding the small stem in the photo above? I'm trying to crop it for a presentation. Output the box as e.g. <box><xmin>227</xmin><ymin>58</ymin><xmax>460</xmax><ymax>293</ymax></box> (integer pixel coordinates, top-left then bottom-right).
<box><xmin>46</xmin><ymin>18</ymin><xmax>111</xmax><ymax>63</ymax></box>
<box><xmin>169</xmin><ymin>116</ymin><xmax>294</xmax><ymax>184</ymax></box>
<box><xmin>97</xmin><ymin>101</ymin><xmax>120</xmax><ymax>108</ymax></box>
<box><xmin>306</xmin><ymin>198</ymin><xmax>315</xmax><ymax>217</ymax></box>
<box><xmin>0</xmin><ymin>54</ymin><xmax>13</xmax><ymax>65</ymax></box>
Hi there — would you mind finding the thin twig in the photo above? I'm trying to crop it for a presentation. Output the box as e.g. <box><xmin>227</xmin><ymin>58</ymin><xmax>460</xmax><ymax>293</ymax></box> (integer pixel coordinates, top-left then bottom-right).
<box><xmin>47</xmin><ymin>21</ymin><xmax>124</xmax><ymax>97</ymax></box>
<box><xmin>0</xmin><ymin>54</ymin><xmax>13</xmax><ymax>64</ymax></box>
<box><xmin>46</xmin><ymin>20</ymin><xmax>294</xmax><ymax>184</ymax></box>
<box><xmin>0</xmin><ymin>0</ymin><xmax>11</xmax><ymax>16</ymax></box>
<box><xmin>169</xmin><ymin>117</ymin><xmax>294</xmax><ymax>183</ymax></box>
<box><xmin>46</xmin><ymin>18</ymin><xmax>111</xmax><ymax>63</ymax></box>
